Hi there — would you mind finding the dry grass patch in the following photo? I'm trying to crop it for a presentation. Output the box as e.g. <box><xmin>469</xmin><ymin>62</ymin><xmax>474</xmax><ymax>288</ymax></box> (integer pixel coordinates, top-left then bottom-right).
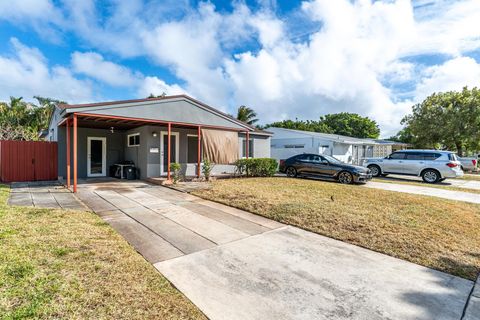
<box><xmin>193</xmin><ymin>177</ymin><xmax>480</xmax><ymax>280</ymax></box>
<box><xmin>0</xmin><ymin>185</ymin><xmax>205</xmax><ymax>320</ymax></box>
<box><xmin>460</xmin><ymin>174</ymin><xmax>480</xmax><ymax>181</ymax></box>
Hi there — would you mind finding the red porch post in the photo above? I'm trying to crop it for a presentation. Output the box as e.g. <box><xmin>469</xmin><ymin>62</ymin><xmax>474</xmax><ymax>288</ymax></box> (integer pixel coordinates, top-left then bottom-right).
<box><xmin>66</xmin><ymin>118</ymin><xmax>71</xmax><ymax>189</ymax></box>
<box><xmin>167</xmin><ymin>122</ymin><xmax>171</xmax><ymax>181</ymax></box>
<box><xmin>197</xmin><ymin>126</ymin><xmax>201</xmax><ymax>177</ymax></box>
<box><xmin>246</xmin><ymin>131</ymin><xmax>250</xmax><ymax>159</ymax></box>
<box><xmin>73</xmin><ymin>114</ymin><xmax>78</xmax><ymax>193</ymax></box>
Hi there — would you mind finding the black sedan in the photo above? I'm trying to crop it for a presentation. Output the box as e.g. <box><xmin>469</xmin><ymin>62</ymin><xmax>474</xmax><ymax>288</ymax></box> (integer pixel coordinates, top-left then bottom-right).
<box><xmin>279</xmin><ymin>153</ymin><xmax>372</xmax><ymax>184</ymax></box>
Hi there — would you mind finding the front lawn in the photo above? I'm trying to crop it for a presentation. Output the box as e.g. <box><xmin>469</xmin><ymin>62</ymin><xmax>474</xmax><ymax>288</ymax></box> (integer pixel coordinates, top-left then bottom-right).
<box><xmin>0</xmin><ymin>185</ymin><xmax>205</xmax><ymax>319</ymax></box>
<box><xmin>193</xmin><ymin>177</ymin><xmax>480</xmax><ymax>280</ymax></box>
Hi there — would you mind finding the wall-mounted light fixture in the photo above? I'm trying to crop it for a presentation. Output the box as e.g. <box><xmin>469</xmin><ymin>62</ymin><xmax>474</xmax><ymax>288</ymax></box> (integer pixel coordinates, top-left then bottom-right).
<box><xmin>110</xmin><ymin>127</ymin><xmax>115</xmax><ymax>133</ymax></box>
<box><xmin>152</xmin><ymin>132</ymin><xmax>158</xmax><ymax>137</ymax></box>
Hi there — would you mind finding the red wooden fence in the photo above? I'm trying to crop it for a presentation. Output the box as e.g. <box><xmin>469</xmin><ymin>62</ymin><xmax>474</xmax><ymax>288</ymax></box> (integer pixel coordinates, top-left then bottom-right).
<box><xmin>0</xmin><ymin>140</ymin><xmax>58</xmax><ymax>182</ymax></box>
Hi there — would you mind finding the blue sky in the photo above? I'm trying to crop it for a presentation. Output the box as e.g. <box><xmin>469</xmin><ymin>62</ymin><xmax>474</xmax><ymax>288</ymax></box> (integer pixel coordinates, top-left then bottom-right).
<box><xmin>0</xmin><ymin>0</ymin><xmax>479</xmax><ymax>136</ymax></box>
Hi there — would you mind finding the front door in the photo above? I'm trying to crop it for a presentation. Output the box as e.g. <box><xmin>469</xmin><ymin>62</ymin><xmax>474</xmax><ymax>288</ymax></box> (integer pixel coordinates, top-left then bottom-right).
<box><xmin>160</xmin><ymin>131</ymin><xmax>180</xmax><ymax>175</ymax></box>
<box><xmin>87</xmin><ymin>137</ymin><xmax>106</xmax><ymax>177</ymax></box>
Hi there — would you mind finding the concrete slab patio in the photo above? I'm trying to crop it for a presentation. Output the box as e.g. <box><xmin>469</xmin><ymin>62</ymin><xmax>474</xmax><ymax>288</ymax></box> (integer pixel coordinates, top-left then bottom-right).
<box><xmin>73</xmin><ymin>179</ymin><xmax>475</xmax><ymax>320</ymax></box>
<box><xmin>7</xmin><ymin>181</ymin><xmax>87</xmax><ymax>210</ymax></box>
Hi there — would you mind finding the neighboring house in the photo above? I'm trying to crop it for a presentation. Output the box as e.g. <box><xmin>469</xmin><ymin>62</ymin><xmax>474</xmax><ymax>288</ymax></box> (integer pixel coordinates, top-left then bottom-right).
<box><xmin>47</xmin><ymin>95</ymin><xmax>271</xmax><ymax>192</ymax></box>
<box><xmin>269</xmin><ymin>127</ymin><xmax>408</xmax><ymax>165</ymax></box>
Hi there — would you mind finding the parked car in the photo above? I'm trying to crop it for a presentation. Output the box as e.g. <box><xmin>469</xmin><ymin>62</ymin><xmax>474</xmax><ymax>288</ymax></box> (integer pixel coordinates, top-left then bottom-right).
<box><xmin>279</xmin><ymin>153</ymin><xmax>372</xmax><ymax>184</ymax></box>
<box><xmin>459</xmin><ymin>156</ymin><xmax>478</xmax><ymax>172</ymax></box>
<box><xmin>363</xmin><ymin>150</ymin><xmax>463</xmax><ymax>183</ymax></box>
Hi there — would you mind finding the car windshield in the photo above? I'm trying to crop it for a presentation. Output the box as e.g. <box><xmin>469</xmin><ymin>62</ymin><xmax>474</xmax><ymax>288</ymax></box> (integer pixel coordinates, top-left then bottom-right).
<box><xmin>322</xmin><ymin>155</ymin><xmax>342</xmax><ymax>164</ymax></box>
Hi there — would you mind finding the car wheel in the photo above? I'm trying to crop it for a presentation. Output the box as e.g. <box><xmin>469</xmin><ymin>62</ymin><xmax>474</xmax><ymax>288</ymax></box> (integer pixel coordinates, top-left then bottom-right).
<box><xmin>422</xmin><ymin>169</ymin><xmax>440</xmax><ymax>183</ymax></box>
<box><xmin>367</xmin><ymin>165</ymin><xmax>381</xmax><ymax>177</ymax></box>
<box><xmin>286</xmin><ymin>166</ymin><xmax>297</xmax><ymax>178</ymax></box>
<box><xmin>338</xmin><ymin>171</ymin><xmax>354</xmax><ymax>184</ymax></box>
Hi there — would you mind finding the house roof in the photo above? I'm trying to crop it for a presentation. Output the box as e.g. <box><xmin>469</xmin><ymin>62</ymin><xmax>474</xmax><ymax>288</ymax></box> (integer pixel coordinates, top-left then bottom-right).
<box><xmin>59</xmin><ymin>94</ymin><xmax>271</xmax><ymax>135</ymax></box>
<box><xmin>268</xmin><ymin>127</ymin><xmax>404</xmax><ymax>146</ymax></box>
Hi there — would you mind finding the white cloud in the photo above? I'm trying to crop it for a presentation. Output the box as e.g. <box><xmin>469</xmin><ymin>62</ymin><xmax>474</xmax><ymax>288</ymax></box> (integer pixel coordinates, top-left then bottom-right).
<box><xmin>71</xmin><ymin>51</ymin><xmax>186</xmax><ymax>97</ymax></box>
<box><xmin>72</xmin><ymin>52</ymin><xmax>141</xmax><ymax>87</ymax></box>
<box><xmin>2</xmin><ymin>0</ymin><xmax>480</xmax><ymax>136</ymax></box>
<box><xmin>0</xmin><ymin>38</ymin><xmax>93</xmax><ymax>103</ymax></box>
<box><xmin>415</xmin><ymin>56</ymin><xmax>480</xmax><ymax>100</ymax></box>
<box><xmin>137</xmin><ymin>76</ymin><xmax>185</xmax><ymax>98</ymax></box>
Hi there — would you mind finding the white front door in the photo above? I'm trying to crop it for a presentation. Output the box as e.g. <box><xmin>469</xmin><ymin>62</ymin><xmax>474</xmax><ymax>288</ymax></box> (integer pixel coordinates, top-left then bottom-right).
<box><xmin>160</xmin><ymin>131</ymin><xmax>180</xmax><ymax>175</ymax></box>
<box><xmin>87</xmin><ymin>137</ymin><xmax>107</xmax><ymax>177</ymax></box>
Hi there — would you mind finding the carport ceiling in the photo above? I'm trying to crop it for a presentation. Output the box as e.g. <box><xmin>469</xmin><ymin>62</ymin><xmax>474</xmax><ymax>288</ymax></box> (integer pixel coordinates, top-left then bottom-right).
<box><xmin>62</xmin><ymin>115</ymin><xmax>201</xmax><ymax>130</ymax></box>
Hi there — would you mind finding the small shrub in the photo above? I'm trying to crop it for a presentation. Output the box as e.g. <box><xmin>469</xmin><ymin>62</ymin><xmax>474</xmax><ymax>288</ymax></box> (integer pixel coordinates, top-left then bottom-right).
<box><xmin>234</xmin><ymin>158</ymin><xmax>278</xmax><ymax>177</ymax></box>
<box><xmin>202</xmin><ymin>159</ymin><xmax>215</xmax><ymax>181</ymax></box>
<box><xmin>170</xmin><ymin>162</ymin><xmax>182</xmax><ymax>184</ymax></box>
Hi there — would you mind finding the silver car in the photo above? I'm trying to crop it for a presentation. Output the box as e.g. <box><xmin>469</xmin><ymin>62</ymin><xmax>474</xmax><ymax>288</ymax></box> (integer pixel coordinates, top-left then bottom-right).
<box><xmin>363</xmin><ymin>150</ymin><xmax>464</xmax><ymax>183</ymax></box>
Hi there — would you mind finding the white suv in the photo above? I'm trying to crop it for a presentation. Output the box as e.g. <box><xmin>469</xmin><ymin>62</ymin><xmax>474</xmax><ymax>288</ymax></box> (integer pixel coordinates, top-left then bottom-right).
<box><xmin>363</xmin><ymin>150</ymin><xmax>464</xmax><ymax>183</ymax></box>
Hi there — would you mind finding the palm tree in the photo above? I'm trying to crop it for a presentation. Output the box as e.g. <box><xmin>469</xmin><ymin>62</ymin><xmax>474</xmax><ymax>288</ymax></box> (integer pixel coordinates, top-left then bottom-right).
<box><xmin>236</xmin><ymin>105</ymin><xmax>259</xmax><ymax>125</ymax></box>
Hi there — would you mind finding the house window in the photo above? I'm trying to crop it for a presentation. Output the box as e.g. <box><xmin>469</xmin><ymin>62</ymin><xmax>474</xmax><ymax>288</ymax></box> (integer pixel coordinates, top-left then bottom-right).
<box><xmin>128</xmin><ymin>133</ymin><xmax>140</xmax><ymax>147</ymax></box>
<box><xmin>242</xmin><ymin>138</ymin><xmax>254</xmax><ymax>158</ymax></box>
<box><xmin>187</xmin><ymin>135</ymin><xmax>199</xmax><ymax>163</ymax></box>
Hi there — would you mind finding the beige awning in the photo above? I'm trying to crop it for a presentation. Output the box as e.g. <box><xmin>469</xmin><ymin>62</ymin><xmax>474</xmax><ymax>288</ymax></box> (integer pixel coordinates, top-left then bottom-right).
<box><xmin>201</xmin><ymin>129</ymin><xmax>239</xmax><ymax>164</ymax></box>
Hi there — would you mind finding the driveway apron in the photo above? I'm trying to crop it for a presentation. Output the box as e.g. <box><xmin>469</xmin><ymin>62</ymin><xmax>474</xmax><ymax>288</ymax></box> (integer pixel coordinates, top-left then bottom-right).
<box><xmin>76</xmin><ymin>180</ymin><xmax>474</xmax><ymax>320</ymax></box>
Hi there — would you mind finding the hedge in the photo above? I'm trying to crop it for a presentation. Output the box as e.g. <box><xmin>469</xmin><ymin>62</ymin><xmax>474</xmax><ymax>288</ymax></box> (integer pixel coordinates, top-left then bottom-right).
<box><xmin>234</xmin><ymin>158</ymin><xmax>278</xmax><ymax>177</ymax></box>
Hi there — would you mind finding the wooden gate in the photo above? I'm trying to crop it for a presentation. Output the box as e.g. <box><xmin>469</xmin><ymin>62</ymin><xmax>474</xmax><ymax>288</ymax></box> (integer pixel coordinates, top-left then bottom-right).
<box><xmin>0</xmin><ymin>140</ymin><xmax>58</xmax><ymax>182</ymax></box>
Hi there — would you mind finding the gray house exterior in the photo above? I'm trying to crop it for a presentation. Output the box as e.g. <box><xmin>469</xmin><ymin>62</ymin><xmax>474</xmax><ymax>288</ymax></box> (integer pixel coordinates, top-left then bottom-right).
<box><xmin>47</xmin><ymin>95</ymin><xmax>271</xmax><ymax>191</ymax></box>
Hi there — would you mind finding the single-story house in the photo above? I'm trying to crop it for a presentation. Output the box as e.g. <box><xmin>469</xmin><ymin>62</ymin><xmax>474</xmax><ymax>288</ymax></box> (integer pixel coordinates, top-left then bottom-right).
<box><xmin>269</xmin><ymin>127</ymin><xmax>408</xmax><ymax>165</ymax></box>
<box><xmin>46</xmin><ymin>95</ymin><xmax>271</xmax><ymax>192</ymax></box>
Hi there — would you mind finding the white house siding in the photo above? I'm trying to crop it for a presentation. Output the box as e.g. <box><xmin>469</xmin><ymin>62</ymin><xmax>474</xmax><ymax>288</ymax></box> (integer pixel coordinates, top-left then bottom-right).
<box><xmin>269</xmin><ymin>127</ymin><xmax>386</xmax><ymax>165</ymax></box>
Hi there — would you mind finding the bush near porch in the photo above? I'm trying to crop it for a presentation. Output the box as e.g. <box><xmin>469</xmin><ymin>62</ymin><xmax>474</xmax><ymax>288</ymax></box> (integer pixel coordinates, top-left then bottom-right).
<box><xmin>193</xmin><ymin>177</ymin><xmax>480</xmax><ymax>281</ymax></box>
<box><xmin>235</xmin><ymin>158</ymin><xmax>278</xmax><ymax>177</ymax></box>
<box><xmin>0</xmin><ymin>185</ymin><xmax>205</xmax><ymax>320</ymax></box>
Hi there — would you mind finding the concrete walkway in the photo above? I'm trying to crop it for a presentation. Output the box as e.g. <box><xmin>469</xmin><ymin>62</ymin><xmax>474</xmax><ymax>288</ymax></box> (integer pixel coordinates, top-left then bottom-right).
<box><xmin>75</xmin><ymin>180</ymin><xmax>283</xmax><ymax>263</ymax></box>
<box><xmin>8</xmin><ymin>181</ymin><xmax>87</xmax><ymax>210</ymax></box>
<box><xmin>464</xmin><ymin>275</ymin><xmax>480</xmax><ymax>320</ymax></box>
<box><xmin>75</xmin><ymin>180</ymin><xmax>474</xmax><ymax>320</ymax></box>
<box><xmin>365</xmin><ymin>181</ymin><xmax>480</xmax><ymax>204</ymax></box>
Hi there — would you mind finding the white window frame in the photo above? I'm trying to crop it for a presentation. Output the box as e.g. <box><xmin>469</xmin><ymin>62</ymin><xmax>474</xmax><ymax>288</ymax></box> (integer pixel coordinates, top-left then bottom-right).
<box><xmin>127</xmin><ymin>133</ymin><xmax>140</xmax><ymax>147</ymax></box>
<box><xmin>241</xmin><ymin>137</ymin><xmax>254</xmax><ymax>158</ymax></box>
<box><xmin>87</xmin><ymin>137</ymin><xmax>107</xmax><ymax>177</ymax></box>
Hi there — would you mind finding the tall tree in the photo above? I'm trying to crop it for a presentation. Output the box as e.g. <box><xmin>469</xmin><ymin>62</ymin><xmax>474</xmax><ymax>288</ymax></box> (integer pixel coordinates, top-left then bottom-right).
<box><xmin>401</xmin><ymin>87</ymin><xmax>480</xmax><ymax>156</ymax></box>
<box><xmin>265</xmin><ymin>113</ymin><xmax>380</xmax><ymax>138</ymax></box>
<box><xmin>388</xmin><ymin>127</ymin><xmax>415</xmax><ymax>144</ymax></box>
<box><xmin>236</xmin><ymin>105</ymin><xmax>259</xmax><ymax>125</ymax></box>
<box><xmin>0</xmin><ymin>96</ymin><xmax>64</xmax><ymax>141</ymax></box>
<box><xmin>318</xmin><ymin>113</ymin><xmax>380</xmax><ymax>138</ymax></box>
<box><xmin>264</xmin><ymin>119</ymin><xmax>333</xmax><ymax>133</ymax></box>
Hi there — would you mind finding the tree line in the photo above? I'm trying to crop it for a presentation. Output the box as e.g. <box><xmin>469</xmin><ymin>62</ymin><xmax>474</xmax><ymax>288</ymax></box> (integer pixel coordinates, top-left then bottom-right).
<box><xmin>3</xmin><ymin>88</ymin><xmax>479</xmax><ymax>156</ymax></box>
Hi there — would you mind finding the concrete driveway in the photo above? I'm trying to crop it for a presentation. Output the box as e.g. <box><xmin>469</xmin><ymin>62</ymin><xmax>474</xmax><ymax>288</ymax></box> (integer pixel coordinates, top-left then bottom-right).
<box><xmin>76</xmin><ymin>179</ymin><xmax>474</xmax><ymax>320</ymax></box>
<box><xmin>365</xmin><ymin>181</ymin><xmax>480</xmax><ymax>204</ymax></box>
<box><xmin>375</xmin><ymin>174</ymin><xmax>480</xmax><ymax>191</ymax></box>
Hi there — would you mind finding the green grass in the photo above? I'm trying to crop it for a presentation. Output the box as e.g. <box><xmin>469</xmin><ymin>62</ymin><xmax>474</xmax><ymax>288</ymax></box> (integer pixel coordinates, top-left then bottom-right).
<box><xmin>193</xmin><ymin>177</ymin><xmax>480</xmax><ymax>280</ymax></box>
<box><xmin>0</xmin><ymin>184</ymin><xmax>206</xmax><ymax>320</ymax></box>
